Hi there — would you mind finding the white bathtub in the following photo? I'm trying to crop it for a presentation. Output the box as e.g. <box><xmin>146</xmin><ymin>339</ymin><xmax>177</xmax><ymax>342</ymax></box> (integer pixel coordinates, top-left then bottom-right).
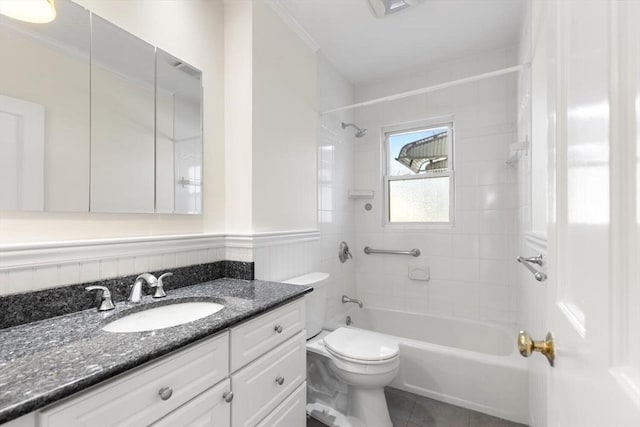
<box><xmin>346</xmin><ymin>308</ymin><xmax>528</xmax><ymax>424</ymax></box>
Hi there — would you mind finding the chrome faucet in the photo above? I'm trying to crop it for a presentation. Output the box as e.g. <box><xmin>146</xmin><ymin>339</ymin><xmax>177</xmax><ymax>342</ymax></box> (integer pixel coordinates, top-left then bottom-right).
<box><xmin>128</xmin><ymin>273</ymin><xmax>158</xmax><ymax>303</ymax></box>
<box><xmin>342</xmin><ymin>295</ymin><xmax>363</xmax><ymax>308</ymax></box>
<box><xmin>153</xmin><ymin>272</ymin><xmax>173</xmax><ymax>298</ymax></box>
<box><xmin>86</xmin><ymin>286</ymin><xmax>115</xmax><ymax>311</ymax></box>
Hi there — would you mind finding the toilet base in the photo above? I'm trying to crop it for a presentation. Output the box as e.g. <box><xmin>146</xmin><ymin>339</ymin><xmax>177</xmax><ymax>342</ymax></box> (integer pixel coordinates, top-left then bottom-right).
<box><xmin>307</xmin><ymin>402</ymin><xmax>365</xmax><ymax>427</ymax></box>
<box><xmin>347</xmin><ymin>386</ymin><xmax>393</xmax><ymax>427</ymax></box>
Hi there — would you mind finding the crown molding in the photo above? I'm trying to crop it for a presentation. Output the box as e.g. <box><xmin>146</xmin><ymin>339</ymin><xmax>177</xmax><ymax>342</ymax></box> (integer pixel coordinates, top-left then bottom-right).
<box><xmin>264</xmin><ymin>0</ymin><xmax>321</xmax><ymax>53</ymax></box>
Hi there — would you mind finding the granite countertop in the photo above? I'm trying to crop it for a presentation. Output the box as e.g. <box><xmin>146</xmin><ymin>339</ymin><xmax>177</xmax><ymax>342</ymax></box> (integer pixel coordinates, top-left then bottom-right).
<box><xmin>0</xmin><ymin>278</ymin><xmax>311</xmax><ymax>424</ymax></box>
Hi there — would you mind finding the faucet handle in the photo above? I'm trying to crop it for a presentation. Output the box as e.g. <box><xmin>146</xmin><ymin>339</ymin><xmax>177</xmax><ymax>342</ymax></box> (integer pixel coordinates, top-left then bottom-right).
<box><xmin>86</xmin><ymin>286</ymin><xmax>115</xmax><ymax>311</ymax></box>
<box><xmin>151</xmin><ymin>272</ymin><xmax>173</xmax><ymax>298</ymax></box>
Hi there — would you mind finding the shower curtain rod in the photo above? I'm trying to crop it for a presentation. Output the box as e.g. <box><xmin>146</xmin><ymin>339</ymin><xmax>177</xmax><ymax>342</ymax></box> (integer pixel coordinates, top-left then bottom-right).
<box><xmin>321</xmin><ymin>63</ymin><xmax>530</xmax><ymax>115</ymax></box>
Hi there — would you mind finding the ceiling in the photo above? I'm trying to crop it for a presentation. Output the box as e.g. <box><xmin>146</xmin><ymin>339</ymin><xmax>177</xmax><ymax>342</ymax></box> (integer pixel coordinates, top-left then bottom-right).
<box><xmin>276</xmin><ymin>0</ymin><xmax>526</xmax><ymax>85</ymax></box>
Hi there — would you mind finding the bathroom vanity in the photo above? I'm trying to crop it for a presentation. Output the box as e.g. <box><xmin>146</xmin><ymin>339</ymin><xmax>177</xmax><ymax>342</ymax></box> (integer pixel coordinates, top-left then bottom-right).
<box><xmin>0</xmin><ymin>280</ymin><xmax>310</xmax><ymax>427</ymax></box>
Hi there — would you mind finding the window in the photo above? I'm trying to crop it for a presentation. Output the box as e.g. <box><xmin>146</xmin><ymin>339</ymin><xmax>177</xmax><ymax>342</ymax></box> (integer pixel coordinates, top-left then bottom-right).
<box><xmin>384</xmin><ymin>122</ymin><xmax>454</xmax><ymax>225</ymax></box>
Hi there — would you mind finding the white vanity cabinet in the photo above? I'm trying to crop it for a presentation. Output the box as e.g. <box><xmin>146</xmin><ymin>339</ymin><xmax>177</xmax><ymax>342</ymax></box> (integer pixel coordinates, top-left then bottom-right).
<box><xmin>38</xmin><ymin>331</ymin><xmax>231</xmax><ymax>427</ymax></box>
<box><xmin>229</xmin><ymin>299</ymin><xmax>307</xmax><ymax>427</ymax></box>
<box><xmin>8</xmin><ymin>298</ymin><xmax>307</xmax><ymax>427</ymax></box>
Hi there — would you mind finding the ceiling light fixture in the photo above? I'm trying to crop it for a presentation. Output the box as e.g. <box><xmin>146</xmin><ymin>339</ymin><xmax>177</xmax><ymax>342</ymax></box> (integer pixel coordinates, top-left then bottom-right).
<box><xmin>0</xmin><ymin>0</ymin><xmax>56</xmax><ymax>24</ymax></box>
<box><xmin>367</xmin><ymin>0</ymin><xmax>418</xmax><ymax>19</ymax></box>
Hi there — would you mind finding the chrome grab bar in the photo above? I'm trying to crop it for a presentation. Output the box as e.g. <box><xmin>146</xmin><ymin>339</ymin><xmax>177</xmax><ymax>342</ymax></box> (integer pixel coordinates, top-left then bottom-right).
<box><xmin>364</xmin><ymin>246</ymin><xmax>420</xmax><ymax>257</ymax></box>
<box><xmin>517</xmin><ymin>255</ymin><xmax>547</xmax><ymax>282</ymax></box>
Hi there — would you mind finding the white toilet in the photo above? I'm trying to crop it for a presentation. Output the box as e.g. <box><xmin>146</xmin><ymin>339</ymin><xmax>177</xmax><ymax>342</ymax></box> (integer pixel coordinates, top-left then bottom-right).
<box><xmin>283</xmin><ymin>272</ymin><xmax>399</xmax><ymax>427</ymax></box>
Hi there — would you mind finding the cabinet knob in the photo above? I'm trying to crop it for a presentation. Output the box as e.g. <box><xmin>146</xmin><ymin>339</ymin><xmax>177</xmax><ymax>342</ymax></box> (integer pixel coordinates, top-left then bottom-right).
<box><xmin>275</xmin><ymin>376</ymin><xmax>285</xmax><ymax>385</ymax></box>
<box><xmin>274</xmin><ymin>324</ymin><xmax>283</xmax><ymax>333</ymax></box>
<box><xmin>222</xmin><ymin>391</ymin><xmax>234</xmax><ymax>403</ymax></box>
<box><xmin>158</xmin><ymin>387</ymin><xmax>173</xmax><ymax>400</ymax></box>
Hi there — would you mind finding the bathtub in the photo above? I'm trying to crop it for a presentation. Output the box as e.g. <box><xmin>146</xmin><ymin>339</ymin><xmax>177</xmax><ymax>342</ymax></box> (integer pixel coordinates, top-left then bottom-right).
<box><xmin>345</xmin><ymin>308</ymin><xmax>528</xmax><ymax>424</ymax></box>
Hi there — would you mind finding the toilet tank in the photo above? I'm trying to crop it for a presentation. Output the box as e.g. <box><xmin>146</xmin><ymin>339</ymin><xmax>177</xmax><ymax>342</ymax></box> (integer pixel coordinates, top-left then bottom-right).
<box><xmin>282</xmin><ymin>272</ymin><xmax>329</xmax><ymax>339</ymax></box>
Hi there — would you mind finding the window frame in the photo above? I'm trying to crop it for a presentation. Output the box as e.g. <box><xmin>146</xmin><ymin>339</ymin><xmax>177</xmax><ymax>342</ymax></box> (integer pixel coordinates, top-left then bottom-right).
<box><xmin>382</xmin><ymin>119</ymin><xmax>455</xmax><ymax>228</ymax></box>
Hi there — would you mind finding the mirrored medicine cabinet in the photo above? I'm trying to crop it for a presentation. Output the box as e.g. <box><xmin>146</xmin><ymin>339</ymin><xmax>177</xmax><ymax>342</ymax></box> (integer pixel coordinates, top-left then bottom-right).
<box><xmin>0</xmin><ymin>0</ymin><xmax>203</xmax><ymax>214</ymax></box>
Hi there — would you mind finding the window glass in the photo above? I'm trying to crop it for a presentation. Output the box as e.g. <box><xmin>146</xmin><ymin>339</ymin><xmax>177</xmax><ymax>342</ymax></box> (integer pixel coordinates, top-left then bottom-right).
<box><xmin>388</xmin><ymin>126</ymin><xmax>449</xmax><ymax>176</ymax></box>
<box><xmin>389</xmin><ymin>176</ymin><xmax>450</xmax><ymax>222</ymax></box>
<box><xmin>385</xmin><ymin>123</ymin><xmax>453</xmax><ymax>224</ymax></box>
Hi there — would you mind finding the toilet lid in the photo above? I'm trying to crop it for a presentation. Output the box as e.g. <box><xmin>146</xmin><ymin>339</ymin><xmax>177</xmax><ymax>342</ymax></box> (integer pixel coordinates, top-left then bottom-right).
<box><xmin>323</xmin><ymin>327</ymin><xmax>399</xmax><ymax>362</ymax></box>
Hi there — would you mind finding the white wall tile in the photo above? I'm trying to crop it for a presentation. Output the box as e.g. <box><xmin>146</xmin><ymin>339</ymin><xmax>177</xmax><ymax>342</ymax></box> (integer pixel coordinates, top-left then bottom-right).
<box><xmin>452</xmin><ymin>234</ymin><xmax>479</xmax><ymax>258</ymax></box>
<box><xmin>351</xmin><ymin>49</ymin><xmax>519</xmax><ymax>327</ymax></box>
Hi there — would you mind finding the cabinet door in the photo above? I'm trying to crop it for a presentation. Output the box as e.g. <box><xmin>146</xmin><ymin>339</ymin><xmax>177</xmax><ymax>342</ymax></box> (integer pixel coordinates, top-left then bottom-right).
<box><xmin>256</xmin><ymin>382</ymin><xmax>306</xmax><ymax>427</ymax></box>
<box><xmin>232</xmin><ymin>332</ymin><xmax>306</xmax><ymax>427</ymax></box>
<box><xmin>152</xmin><ymin>379</ymin><xmax>231</xmax><ymax>427</ymax></box>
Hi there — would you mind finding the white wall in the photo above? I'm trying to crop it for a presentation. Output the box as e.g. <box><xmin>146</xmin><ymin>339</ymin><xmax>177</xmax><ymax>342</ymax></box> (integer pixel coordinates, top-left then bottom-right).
<box><xmin>0</xmin><ymin>0</ymin><xmax>225</xmax><ymax>243</ymax></box>
<box><xmin>317</xmin><ymin>57</ymin><xmax>358</xmax><ymax>326</ymax></box>
<box><xmin>224</xmin><ymin>0</ymin><xmax>318</xmax><ymax>235</ymax></box>
<box><xmin>224</xmin><ymin>0</ymin><xmax>254</xmax><ymax>235</ymax></box>
<box><xmin>352</xmin><ymin>47</ymin><xmax>520</xmax><ymax>326</ymax></box>
<box><xmin>251</xmin><ymin>1</ymin><xmax>318</xmax><ymax>233</ymax></box>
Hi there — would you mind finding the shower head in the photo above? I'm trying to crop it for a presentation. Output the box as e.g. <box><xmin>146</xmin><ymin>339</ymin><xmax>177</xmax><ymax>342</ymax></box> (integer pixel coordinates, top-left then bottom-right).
<box><xmin>341</xmin><ymin>122</ymin><xmax>368</xmax><ymax>138</ymax></box>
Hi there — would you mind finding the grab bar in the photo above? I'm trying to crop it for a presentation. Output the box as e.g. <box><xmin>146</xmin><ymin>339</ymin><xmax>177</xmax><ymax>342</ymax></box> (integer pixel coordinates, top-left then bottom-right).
<box><xmin>364</xmin><ymin>246</ymin><xmax>421</xmax><ymax>257</ymax></box>
<box><xmin>517</xmin><ymin>255</ymin><xmax>547</xmax><ymax>282</ymax></box>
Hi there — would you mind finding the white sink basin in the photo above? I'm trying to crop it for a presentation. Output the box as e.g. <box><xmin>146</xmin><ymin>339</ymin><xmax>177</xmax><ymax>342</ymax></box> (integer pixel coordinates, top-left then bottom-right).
<box><xmin>102</xmin><ymin>302</ymin><xmax>224</xmax><ymax>333</ymax></box>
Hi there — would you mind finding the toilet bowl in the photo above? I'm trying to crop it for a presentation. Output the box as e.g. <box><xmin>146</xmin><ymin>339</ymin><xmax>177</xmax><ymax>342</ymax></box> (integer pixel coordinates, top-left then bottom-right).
<box><xmin>283</xmin><ymin>273</ymin><xmax>399</xmax><ymax>427</ymax></box>
<box><xmin>318</xmin><ymin>327</ymin><xmax>399</xmax><ymax>427</ymax></box>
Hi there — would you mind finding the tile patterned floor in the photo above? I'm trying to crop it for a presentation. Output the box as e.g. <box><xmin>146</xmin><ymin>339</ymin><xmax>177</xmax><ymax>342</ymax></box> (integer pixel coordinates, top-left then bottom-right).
<box><xmin>307</xmin><ymin>387</ymin><xmax>528</xmax><ymax>427</ymax></box>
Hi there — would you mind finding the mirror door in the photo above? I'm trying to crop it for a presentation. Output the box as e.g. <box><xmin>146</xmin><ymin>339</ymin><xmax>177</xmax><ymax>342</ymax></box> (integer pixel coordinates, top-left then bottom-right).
<box><xmin>155</xmin><ymin>49</ymin><xmax>203</xmax><ymax>214</ymax></box>
<box><xmin>89</xmin><ymin>15</ymin><xmax>156</xmax><ymax>213</ymax></box>
<box><xmin>0</xmin><ymin>0</ymin><xmax>90</xmax><ymax>212</ymax></box>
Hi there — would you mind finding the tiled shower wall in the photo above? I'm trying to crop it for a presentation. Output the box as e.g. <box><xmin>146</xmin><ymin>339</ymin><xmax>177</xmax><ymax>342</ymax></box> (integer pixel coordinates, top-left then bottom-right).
<box><xmin>317</xmin><ymin>57</ymin><xmax>359</xmax><ymax>326</ymax></box>
<box><xmin>352</xmin><ymin>47</ymin><xmax>520</xmax><ymax>326</ymax></box>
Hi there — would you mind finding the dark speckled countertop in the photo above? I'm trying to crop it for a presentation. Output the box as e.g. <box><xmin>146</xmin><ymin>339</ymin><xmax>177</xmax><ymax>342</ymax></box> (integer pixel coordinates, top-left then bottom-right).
<box><xmin>0</xmin><ymin>278</ymin><xmax>311</xmax><ymax>424</ymax></box>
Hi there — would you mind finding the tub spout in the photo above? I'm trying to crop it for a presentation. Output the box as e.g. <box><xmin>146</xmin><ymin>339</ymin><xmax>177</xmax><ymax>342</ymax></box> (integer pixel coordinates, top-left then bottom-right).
<box><xmin>342</xmin><ymin>295</ymin><xmax>363</xmax><ymax>308</ymax></box>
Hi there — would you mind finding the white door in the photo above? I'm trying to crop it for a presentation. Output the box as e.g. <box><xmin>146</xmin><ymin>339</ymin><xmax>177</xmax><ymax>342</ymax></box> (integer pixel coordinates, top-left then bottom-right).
<box><xmin>543</xmin><ymin>1</ymin><xmax>640</xmax><ymax>426</ymax></box>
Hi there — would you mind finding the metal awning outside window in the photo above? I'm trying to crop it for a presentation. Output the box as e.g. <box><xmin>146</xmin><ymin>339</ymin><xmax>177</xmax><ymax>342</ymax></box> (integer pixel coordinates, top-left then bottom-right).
<box><xmin>395</xmin><ymin>131</ymin><xmax>448</xmax><ymax>173</ymax></box>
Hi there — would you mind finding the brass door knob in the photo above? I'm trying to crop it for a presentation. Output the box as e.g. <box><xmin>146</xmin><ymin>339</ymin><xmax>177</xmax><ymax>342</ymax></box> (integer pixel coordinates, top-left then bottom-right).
<box><xmin>517</xmin><ymin>331</ymin><xmax>555</xmax><ymax>367</ymax></box>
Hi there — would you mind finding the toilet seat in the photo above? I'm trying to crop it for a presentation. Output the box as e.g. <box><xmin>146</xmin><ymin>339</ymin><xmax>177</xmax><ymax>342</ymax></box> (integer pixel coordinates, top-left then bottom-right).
<box><xmin>324</xmin><ymin>327</ymin><xmax>399</xmax><ymax>363</ymax></box>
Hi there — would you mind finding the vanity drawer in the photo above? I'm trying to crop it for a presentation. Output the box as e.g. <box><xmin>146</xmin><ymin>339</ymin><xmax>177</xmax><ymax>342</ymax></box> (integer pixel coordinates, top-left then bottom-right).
<box><xmin>230</xmin><ymin>298</ymin><xmax>305</xmax><ymax>371</ymax></box>
<box><xmin>151</xmin><ymin>379</ymin><xmax>231</xmax><ymax>427</ymax></box>
<box><xmin>256</xmin><ymin>381</ymin><xmax>306</xmax><ymax>427</ymax></box>
<box><xmin>39</xmin><ymin>332</ymin><xmax>229</xmax><ymax>427</ymax></box>
<box><xmin>231</xmin><ymin>331</ymin><xmax>306</xmax><ymax>427</ymax></box>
